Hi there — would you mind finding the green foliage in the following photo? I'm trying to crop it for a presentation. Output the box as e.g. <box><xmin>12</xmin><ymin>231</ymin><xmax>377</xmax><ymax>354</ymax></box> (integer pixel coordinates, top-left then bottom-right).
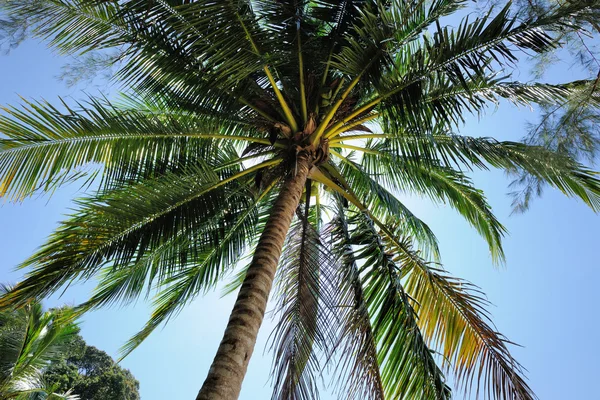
<box><xmin>514</xmin><ymin>85</ymin><xmax>600</xmax><ymax>211</ymax></box>
<box><xmin>2</xmin><ymin>1</ymin><xmax>600</xmax><ymax>399</ymax></box>
<box><xmin>475</xmin><ymin>0</ymin><xmax>600</xmax><ymax>211</ymax></box>
<box><xmin>331</xmin><ymin>208</ymin><xmax>451</xmax><ymax>400</ymax></box>
<box><xmin>0</xmin><ymin>286</ymin><xmax>137</xmax><ymax>400</ymax></box>
<box><xmin>44</xmin><ymin>334</ymin><xmax>140</xmax><ymax>400</ymax></box>
<box><xmin>0</xmin><ymin>285</ymin><xmax>79</xmax><ymax>400</ymax></box>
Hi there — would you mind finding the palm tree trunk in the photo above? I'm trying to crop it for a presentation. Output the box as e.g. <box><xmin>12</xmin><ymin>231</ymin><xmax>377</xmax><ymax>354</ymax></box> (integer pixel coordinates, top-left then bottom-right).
<box><xmin>196</xmin><ymin>152</ymin><xmax>313</xmax><ymax>400</ymax></box>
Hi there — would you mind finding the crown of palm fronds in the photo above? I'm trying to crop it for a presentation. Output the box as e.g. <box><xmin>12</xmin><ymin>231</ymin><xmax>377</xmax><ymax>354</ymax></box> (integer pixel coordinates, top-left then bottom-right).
<box><xmin>1</xmin><ymin>0</ymin><xmax>600</xmax><ymax>399</ymax></box>
<box><xmin>0</xmin><ymin>285</ymin><xmax>79</xmax><ymax>400</ymax></box>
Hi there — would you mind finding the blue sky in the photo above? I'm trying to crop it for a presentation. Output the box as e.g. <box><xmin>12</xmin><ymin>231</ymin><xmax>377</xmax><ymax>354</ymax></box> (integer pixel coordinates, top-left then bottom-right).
<box><xmin>1</xmin><ymin>36</ymin><xmax>599</xmax><ymax>400</ymax></box>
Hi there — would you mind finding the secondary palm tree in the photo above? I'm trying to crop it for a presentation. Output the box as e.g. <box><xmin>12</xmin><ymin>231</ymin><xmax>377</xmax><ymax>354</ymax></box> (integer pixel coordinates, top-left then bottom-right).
<box><xmin>0</xmin><ymin>285</ymin><xmax>79</xmax><ymax>400</ymax></box>
<box><xmin>1</xmin><ymin>0</ymin><xmax>599</xmax><ymax>399</ymax></box>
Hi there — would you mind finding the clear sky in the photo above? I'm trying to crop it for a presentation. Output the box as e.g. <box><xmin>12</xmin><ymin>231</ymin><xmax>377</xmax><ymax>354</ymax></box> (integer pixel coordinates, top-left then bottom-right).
<box><xmin>1</xmin><ymin>37</ymin><xmax>599</xmax><ymax>400</ymax></box>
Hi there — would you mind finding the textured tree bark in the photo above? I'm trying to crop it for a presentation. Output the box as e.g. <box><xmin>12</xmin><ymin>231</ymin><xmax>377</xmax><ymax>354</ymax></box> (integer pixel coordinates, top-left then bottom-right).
<box><xmin>196</xmin><ymin>152</ymin><xmax>313</xmax><ymax>400</ymax></box>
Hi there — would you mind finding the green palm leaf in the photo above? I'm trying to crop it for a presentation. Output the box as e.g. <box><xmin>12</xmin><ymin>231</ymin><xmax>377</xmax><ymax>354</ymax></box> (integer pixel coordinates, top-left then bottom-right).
<box><xmin>328</xmin><ymin>205</ymin><xmax>385</xmax><ymax>400</ymax></box>
<box><xmin>331</xmin><ymin>155</ymin><xmax>440</xmax><ymax>260</ymax></box>
<box><xmin>347</xmin><ymin>212</ymin><xmax>451</xmax><ymax>400</ymax></box>
<box><xmin>269</xmin><ymin>216</ymin><xmax>336</xmax><ymax>400</ymax></box>
<box><xmin>0</xmin><ymin>97</ymin><xmax>269</xmax><ymax>200</ymax></box>
<box><xmin>389</xmin><ymin>133</ymin><xmax>600</xmax><ymax>211</ymax></box>
<box><xmin>0</xmin><ymin>158</ymin><xmax>279</xmax><ymax>309</ymax></box>
<box><xmin>116</xmin><ymin>178</ymin><xmax>278</xmax><ymax>359</ymax></box>
<box><xmin>357</xmin><ymin>149</ymin><xmax>507</xmax><ymax>262</ymax></box>
<box><xmin>378</xmin><ymin>228</ymin><xmax>535</xmax><ymax>400</ymax></box>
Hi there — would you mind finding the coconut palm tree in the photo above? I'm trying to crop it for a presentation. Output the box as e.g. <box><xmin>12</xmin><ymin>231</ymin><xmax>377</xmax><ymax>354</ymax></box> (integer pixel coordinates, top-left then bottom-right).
<box><xmin>0</xmin><ymin>0</ymin><xmax>599</xmax><ymax>399</ymax></box>
<box><xmin>0</xmin><ymin>286</ymin><xmax>79</xmax><ymax>400</ymax></box>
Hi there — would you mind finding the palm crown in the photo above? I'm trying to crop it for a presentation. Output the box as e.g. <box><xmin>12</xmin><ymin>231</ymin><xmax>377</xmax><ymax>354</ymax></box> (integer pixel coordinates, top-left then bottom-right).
<box><xmin>0</xmin><ymin>0</ymin><xmax>599</xmax><ymax>399</ymax></box>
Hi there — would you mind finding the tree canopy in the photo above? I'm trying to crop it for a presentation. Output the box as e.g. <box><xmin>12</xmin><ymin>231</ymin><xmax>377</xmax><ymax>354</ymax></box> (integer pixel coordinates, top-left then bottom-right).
<box><xmin>44</xmin><ymin>333</ymin><xmax>140</xmax><ymax>400</ymax></box>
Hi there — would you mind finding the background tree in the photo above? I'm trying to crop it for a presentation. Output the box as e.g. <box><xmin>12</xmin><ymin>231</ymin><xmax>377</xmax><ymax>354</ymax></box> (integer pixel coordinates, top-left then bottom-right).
<box><xmin>477</xmin><ymin>0</ymin><xmax>600</xmax><ymax>211</ymax></box>
<box><xmin>0</xmin><ymin>1</ymin><xmax>599</xmax><ymax>400</ymax></box>
<box><xmin>44</xmin><ymin>333</ymin><xmax>140</xmax><ymax>400</ymax></box>
<box><xmin>0</xmin><ymin>285</ymin><xmax>78</xmax><ymax>400</ymax></box>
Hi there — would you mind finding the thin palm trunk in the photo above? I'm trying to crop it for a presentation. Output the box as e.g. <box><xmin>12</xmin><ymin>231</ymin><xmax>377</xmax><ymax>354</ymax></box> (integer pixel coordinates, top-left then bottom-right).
<box><xmin>196</xmin><ymin>152</ymin><xmax>314</xmax><ymax>400</ymax></box>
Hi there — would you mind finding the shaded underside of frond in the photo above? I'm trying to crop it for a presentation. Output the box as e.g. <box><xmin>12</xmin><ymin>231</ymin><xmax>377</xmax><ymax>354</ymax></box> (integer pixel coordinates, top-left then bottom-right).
<box><xmin>341</xmin><ymin>211</ymin><xmax>451</xmax><ymax>400</ymax></box>
<box><xmin>327</xmin><ymin>204</ymin><xmax>385</xmax><ymax>400</ymax></box>
<box><xmin>269</xmin><ymin>207</ymin><xmax>337</xmax><ymax>400</ymax></box>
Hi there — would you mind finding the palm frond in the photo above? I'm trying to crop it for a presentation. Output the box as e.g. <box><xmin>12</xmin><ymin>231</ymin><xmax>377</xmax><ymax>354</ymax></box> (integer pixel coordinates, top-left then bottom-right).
<box><xmin>330</xmin><ymin>0</ymin><xmax>467</xmax><ymax>85</ymax></box>
<box><xmin>0</xmin><ymin>97</ymin><xmax>266</xmax><ymax>200</ymax></box>
<box><xmin>2</xmin><ymin>0</ymin><xmax>130</xmax><ymax>54</ymax></box>
<box><xmin>80</xmin><ymin>178</ymin><xmax>276</xmax><ymax>319</ymax></box>
<box><xmin>379</xmin><ymin>225</ymin><xmax>536</xmax><ymax>400</ymax></box>
<box><xmin>354</xmin><ymin>148</ymin><xmax>507</xmax><ymax>263</ymax></box>
<box><xmin>347</xmin><ymin>211</ymin><xmax>451</xmax><ymax>400</ymax></box>
<box><xmin>269</xmin><ymin>214</ymin><xmax>336</xmax><ymax>400</ymax></box>
<box><xmin>0</xmin><ymin>295</ymin><xmax>78</xmax><ymax>399</ymax></box>
<box><xmin>4</xmin><ymin>0</ymin><xmax>273</xmax><ymax>113</ymax></box>
<box><xmin>326</xmin><ymin>202</ymin><xmax>385</xmax><ymax>400</ymax></box>
<box><xmin>388</xmin><ymin>133</ymin><xmax>600</xmax><ymax>212</ymax></box>
<box><xmin>219</xmin><ymin>185</ymin><xmax>280</xmax><ymax>298</ymax></box>
<box><xmin>359</xmin><ymin>1</ymin><xmax>600</xmax><ymax>136</ymax></box>
<box><xmin>116</xmin><ymin>178</ymin><xmax>279</xmax><ymax>359</ymax></box>
<box><xmin>330</xmin><ymin>155</ymin><xmax>440</xmax><ymax>260</ymax></box>
<box><xmin>379</xmin><ymin>74</ymin><xmax>597</xmax><ymax>134</ymax></box>
<box><xmin>0</xmin><ymin>159</ymin><xmax>279</xmax><ymax>309</ymax></box>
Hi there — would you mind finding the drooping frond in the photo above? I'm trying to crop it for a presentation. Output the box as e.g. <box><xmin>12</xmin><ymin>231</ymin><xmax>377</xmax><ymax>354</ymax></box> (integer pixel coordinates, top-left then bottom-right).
<box><xmin>116</xmin><ymin>179</ymin><xmax>279</xmax><ymax>359</ymax></box>
<box><xmin>328</xmin><ymin>155</ymin><xmax>440</xmax><ymax>260</ymax></box>
<box><xmin>521</xmin><ymin>80</ymin><xmax>600</xmax><ymax>162</ymax></box>
<box><xmin>327</xmin><ymin>203</ymin><xmax>385</xmax><ymax>400</ymax></box>
<box><xmin>385</xmin><ymin>133</ymin><xmax>600</xmax><ymax>211</ymax></box>
<box><xmin>311</xmin><ymin>173</ymin><xmax>529</xmax><ymax>399</ymax></box>
<box><xmin>378</xmin><ymin>226</ymin><xmax>536</xmax><ymax>400</ymax></box>
<box><xmin>347</xmin><ymin>212</ymin><xmax>451</xmax><ymax>400</ymax></box>
<box><xmin>86</xmin><ymin>176</ymin><xmax>278</xmax><ymax>314</ymax></box>
<box><xmin>268</xmin><ymin>201</ymin><xmax>337</xmax><ymax>400</ymax></box>
<box><xmin>321</xmin><ymin>148</ymin><xmax>505</xmax><ymax>268</ymax></box>
<box><xmin>355</xmin><ymin>149</ymin><xmax>507</xmax><ymax>262</ymax></box>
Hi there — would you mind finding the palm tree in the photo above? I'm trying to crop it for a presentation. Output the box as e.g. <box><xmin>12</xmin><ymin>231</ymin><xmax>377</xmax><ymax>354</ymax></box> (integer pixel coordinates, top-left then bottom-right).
<box><xmin>0</xmin><ymin>0</ymin><xmax>599</xmax><ymax>399</ymax></box>
<box><xmin>0</xmin><ymin>286</ymin><xmax>79</xmax><ymax>400</ymax></box>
